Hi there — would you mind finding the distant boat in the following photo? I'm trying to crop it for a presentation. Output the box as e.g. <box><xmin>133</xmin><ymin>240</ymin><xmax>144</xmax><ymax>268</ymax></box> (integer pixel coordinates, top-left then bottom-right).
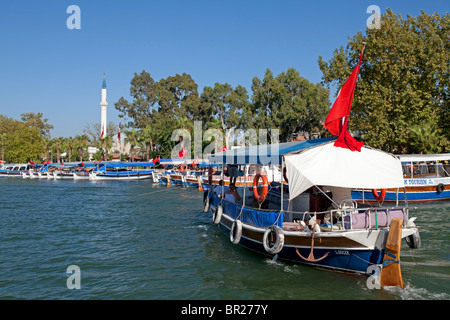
<box><xmin>88</xmin><ymin>162</ymin><xmax>155</xmax><ymax>181</ymax></box>
<box><xmin>352</xmin><ymin>153</ymin><xmax>450</xmax><ymax>203</ymax></box>
<box><xmin>0</xmin><ymin>164</ymin><xmax>31</xmax><ymax>177</ymax></box>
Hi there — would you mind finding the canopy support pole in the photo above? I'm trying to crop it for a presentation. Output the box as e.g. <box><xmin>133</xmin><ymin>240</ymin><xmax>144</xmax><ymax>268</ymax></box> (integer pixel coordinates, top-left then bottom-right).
<box><xmin>313</xmin><ymin>185</ymin><xmax>339</xmax><ymax>209</ymax></box>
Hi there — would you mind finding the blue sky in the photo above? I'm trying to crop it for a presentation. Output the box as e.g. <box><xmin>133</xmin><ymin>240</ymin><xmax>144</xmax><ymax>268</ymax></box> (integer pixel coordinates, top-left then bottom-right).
<box><xmin>0</xmin><ymin>0</ymin><xmax>448</xmax><ymax>138</ymax></box>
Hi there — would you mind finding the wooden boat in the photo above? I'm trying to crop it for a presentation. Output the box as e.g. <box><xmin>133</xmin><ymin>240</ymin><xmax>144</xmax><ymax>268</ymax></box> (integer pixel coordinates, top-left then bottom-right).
<box><xmin>88</xmin><ymin>161</ymin><xmax>154</xmax><ymax>181</ymax></box>
<box><xmin>352</xmin><ymin>153</ymin><xmax>450</xmax><ymax>203</ymax></box>
<box><xmin>204</xmin><ymin>138</ymin><xmax>420</xmax><ymax>286</ymax></box>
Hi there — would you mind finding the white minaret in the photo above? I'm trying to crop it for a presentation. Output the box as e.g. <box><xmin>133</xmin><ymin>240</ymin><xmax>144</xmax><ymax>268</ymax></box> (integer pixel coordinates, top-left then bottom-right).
<box><xmin>100</xmin><ymin>73</ymin><xmax>108</xmax><ymax>137</ymax></box>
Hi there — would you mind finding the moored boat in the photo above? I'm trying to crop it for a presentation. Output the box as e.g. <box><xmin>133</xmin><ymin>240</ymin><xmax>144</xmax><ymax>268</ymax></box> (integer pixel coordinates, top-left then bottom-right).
<box><xmin>0</xmin><ymin>164</ymin><xmax>31</xmax><ymax>177</ymax></box>
<box><xmin>204</xmin><ymin>138</ymin><xmax>420</xmax><ymax>286</ymax></box>
<box><xmin>352</xmin><ymin>153</ymin><xmax>450</xmax><ymax>203</ymax></box>
<box><xmin>88</xmin><ymin>161</ymin><xmax>155</xmax><ymax>181</ymax></box>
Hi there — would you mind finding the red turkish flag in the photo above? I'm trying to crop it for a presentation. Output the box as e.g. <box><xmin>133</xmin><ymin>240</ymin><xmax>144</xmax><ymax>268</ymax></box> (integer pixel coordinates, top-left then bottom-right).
<box><xmin>324</xmin><ymin>46</ymin><xmax>365</xmax><ymax>151</ymax></box>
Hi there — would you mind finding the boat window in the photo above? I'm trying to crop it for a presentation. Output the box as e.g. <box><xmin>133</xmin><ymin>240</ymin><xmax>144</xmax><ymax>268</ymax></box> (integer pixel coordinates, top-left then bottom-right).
<box><xmin>416</xmin><ymin>163</ymin><xmax>428</xmax><ymax>175</ymax></box>
<box><xmin>402</xmin><ymin>164</ymin><xmax>412</xmax><ymax>177</ymax></box>
<box><xmin>439</xmin><ymin>163</ymin><xmax>450</xmax><ymax>177</ymax></box>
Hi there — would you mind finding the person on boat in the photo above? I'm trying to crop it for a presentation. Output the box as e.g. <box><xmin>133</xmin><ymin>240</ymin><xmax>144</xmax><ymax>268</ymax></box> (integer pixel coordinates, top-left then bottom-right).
<box><xmin>214</xmin><ymin>180</ymin><xmax>228</xmax><ymax>197</ymax></box>
<box><xmin>224</xmin><ymin>183</ymin><xmax>241</xmax><ymax>204</ymax></box>
<box><xmin>228</xmin><ymin>164</ymin><xmax>239</xmax><ymax>184</ymax></box>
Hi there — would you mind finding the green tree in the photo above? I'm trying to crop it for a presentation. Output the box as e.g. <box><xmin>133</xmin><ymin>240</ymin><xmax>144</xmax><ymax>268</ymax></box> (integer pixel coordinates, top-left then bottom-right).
<box><xmin>20</xmin><ymin>112</ymin><xmax>54</xmax><ymax>139</ymax></box>
<box><xmin>249</xmin><ymin>68</ymin><xmax>330</xmax><ymax>142</ymax></box>
<box><xmin>318</xmin><ymin>9</ymin><xmax>449</xmax><ymax>153</ymax></box>
<box><xmin>1</xmin><ymin>119</ymin><xmax>45</xmax><ymax>163</ymax></box>
<box><xmin>157</xmin><ymin>73</ymin><xmax>199</xmax><ymax>120</ymax></box>
<box><xmin>0</xmin><ymin>133</ymin><xmax>7</xmax><ymax>162</ymax></box>
<box><xmin>201</xmin><ymin>82</ymin><xmax>249</xmax><ymax>147</ymax></box>
<box><xmin>114</xmin><ymin>70</ymin><xmax>159</xmax><ymax>129</ymax></box>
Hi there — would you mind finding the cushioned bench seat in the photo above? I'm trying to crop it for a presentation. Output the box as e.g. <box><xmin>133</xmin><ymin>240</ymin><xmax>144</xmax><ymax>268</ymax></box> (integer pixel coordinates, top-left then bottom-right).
<box><xmin>343</xmin><ymin>209</ymin><xmax>405</xmax><ymax>229</ymax></box>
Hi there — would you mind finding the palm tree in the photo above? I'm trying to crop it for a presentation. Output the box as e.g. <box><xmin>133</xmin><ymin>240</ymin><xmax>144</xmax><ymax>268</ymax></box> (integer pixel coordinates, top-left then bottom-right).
<box><xmin>47</xmin><ymin>138</ymin><xmax>56</xmax><ymax>162</ymax></box>
<box><xmin>65</xmin><ymin>137</ymin><xmax>74</xmax><ymax>162</ymax></box>
<box><xmin>124</xmin><ymin>128</ymin><xmax>140</xmax><ymax>162</ymax></box>
<box><xmin>100</xmin><ymin>135</ymin><xmax>113</xmax><ymax>161</ymax></box>
<box><xmin>74</xmin><ymin>134</ymin><xmax>90</xmax><ymax>161</ymax></box>
<box><xmin>141</xmin><ymin>125</ymin><xmax>154</xmax><ymax>161</ymax></box>
<box><xmin>53</xmin><ymin>137</ymin><xmax>64</xmax><ymax>163</ymax></box>
<box><xmin>408</xmin><ymin>122</ymin><xmax>443</xmax><ymax>154</ymax></box>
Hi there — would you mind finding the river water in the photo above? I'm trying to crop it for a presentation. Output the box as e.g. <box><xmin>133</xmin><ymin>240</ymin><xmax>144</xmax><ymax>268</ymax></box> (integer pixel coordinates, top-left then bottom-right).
<box><xmin>0</xmin><ymin>178</ymin><xmax>448</xmax><ymax>301</ymax></box>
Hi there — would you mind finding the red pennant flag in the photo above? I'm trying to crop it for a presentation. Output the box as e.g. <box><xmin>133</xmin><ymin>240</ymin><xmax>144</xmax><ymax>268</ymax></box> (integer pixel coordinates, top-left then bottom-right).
<box><xmin>152</xmin><ymin>156</ymin><xmax>160</xmax><ymax>164</ymax></box>
<box><xmin>324</xmin><ymin>45</ymin><xmax>366</xmax><ymax>151</ymax></box>
<box><xmin>192</xmin><ymin>157</ymin><xmax>199</xmax><ymax>166</ymax></box>
<box><xmin>220</xmin><ymin>146</ymin><xmax>227</xmax><ymax>152</ymax></box>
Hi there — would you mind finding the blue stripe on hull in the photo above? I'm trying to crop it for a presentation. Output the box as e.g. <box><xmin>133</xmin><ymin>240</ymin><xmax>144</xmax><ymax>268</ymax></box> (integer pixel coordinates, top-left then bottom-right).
<box><xmin>352</xmin><ymin>189</ymin><xmax>450</xmax><ymax>202</ymax></box>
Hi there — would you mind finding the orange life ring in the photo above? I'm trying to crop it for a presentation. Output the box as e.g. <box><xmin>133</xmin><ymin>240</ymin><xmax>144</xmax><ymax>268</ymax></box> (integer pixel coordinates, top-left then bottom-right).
<box><xmin>180</xmin><ymin>164</ymin><xmax>187</xmax><ymax>172</ymax></box>
<box><xmin>372</xmin><ymin>189</ymin><xmax>386</xmax><ymax>202</ymax></box>
<box><xmin>253</xmin><ymin>172</ymin><xmax>269</xmax><ymax>201</ymax></box>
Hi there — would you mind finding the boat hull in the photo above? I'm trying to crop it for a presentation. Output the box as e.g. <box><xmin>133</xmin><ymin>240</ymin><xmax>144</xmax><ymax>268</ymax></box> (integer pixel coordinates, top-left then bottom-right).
<box><xmin>89</xmin><ymin>171</ymin><xmax>154</xmax><ymax>181</ymax></box>
<box><xmin>208</xmin><ymin>195</ymin><xmax>417</xmax><ymax>275</ymax></box>
<box><xmin>214</xmin><ymin>208</ymin><xmax>384</xmax><ymax>274</ymax></box>
<box><xmin>0</xmin><ymin>171</ymin><xmax>25</xmax><ymax>177</ymax></box>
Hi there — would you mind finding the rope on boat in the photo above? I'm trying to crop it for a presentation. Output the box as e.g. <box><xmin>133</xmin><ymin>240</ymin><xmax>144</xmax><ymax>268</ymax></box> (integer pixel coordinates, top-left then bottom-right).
<box><xmin>138</xmin><ymin>188</ymin><xmax>170</xmax><ymax>196</ymax></box>
<box><xmin>350</xmin><ymin>253</ymin><xmax>379</xmax><ymax>268</ymax></box>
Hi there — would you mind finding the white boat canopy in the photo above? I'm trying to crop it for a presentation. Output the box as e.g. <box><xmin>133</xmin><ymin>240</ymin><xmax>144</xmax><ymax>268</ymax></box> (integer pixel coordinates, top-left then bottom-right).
<box><xmin>284</xmin><ymin>141</ymin><xmax>404</xmax><ymax>200</ymax></box>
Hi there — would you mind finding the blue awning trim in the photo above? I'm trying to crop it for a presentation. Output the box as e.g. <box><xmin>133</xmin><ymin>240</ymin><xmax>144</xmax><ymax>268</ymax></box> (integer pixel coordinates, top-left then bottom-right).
<box><xmin>209</xmin><ymin>137</ymin><xmax>335</xmax><ymax>165</ymax></box>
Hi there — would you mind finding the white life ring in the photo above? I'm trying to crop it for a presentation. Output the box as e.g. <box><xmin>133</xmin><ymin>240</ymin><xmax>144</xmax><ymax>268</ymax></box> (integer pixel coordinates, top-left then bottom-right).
<box><xmin>213</xmin><ymin>205</ymin><xmax>223</xmax><ymax>224</ymax></box>
<box><xmin>263</xmin><ymin>225</ymin><xmax>285</xmax><ymax>254</ymax></box>
<box><xmin>230</xmin><ymin>220</ymin><xmax>243</xmax><ymax>244</ymax></box>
